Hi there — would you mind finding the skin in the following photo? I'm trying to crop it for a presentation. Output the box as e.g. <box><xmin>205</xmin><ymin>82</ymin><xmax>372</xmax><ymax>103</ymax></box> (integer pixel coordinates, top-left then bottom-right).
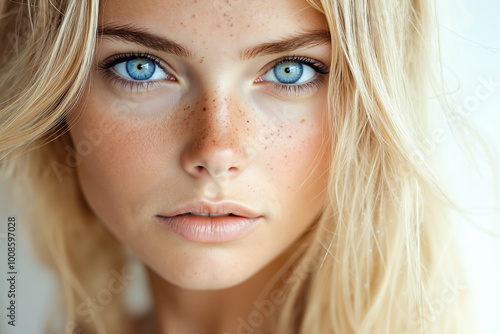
<box><xmin>67</xmin><ymin>0</ymin><xmax>331</xmax><ymax>332</ymax></box>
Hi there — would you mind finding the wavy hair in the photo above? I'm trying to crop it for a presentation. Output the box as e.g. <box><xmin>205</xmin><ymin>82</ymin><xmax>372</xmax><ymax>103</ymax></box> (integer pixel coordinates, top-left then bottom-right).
<box><xmin>0</xmin><ymin>0</ymin><xmax>469</xmax><ymax>333</ymax></box>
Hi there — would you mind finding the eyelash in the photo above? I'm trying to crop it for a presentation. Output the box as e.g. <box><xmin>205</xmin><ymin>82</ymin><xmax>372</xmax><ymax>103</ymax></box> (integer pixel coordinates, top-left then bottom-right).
<box><xmin>97</xmin><ymin>52</ymin><xmax>329</xmax><ymax>96</ymax></box>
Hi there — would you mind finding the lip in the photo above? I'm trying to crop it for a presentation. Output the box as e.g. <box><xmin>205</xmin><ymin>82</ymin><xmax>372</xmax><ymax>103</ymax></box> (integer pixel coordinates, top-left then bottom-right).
<box><xmin>156</xmin><ymin>200</ymin><xmax>263</xmax><ymax>243</ymax></box>
<box><xmin>160</xmin><ymin>200</ymin><xmax>261</xmax><ymax>219</ymax></box>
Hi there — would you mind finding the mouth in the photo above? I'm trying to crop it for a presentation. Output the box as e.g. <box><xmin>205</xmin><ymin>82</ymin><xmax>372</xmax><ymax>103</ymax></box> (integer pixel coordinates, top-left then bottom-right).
<box><xmin>180</xmin><ymin>212</ymin><xmax>239</xmax><ymax>217</ymax></box>
<box><xmin>156</xmin><ymin>200</ymin><xmax>262</xmax><ymax>243</ymax></box>
<box><xmin>160</xmin><ymin>200</ymin><xmax>261</xmax><ymax>219</ymax></box>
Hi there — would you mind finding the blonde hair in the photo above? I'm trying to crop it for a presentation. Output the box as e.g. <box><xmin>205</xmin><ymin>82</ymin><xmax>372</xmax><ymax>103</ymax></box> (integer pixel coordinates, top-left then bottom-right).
<box><xmin>0</xmin><ymin>0</ymin><xmax>468</xmax><ymax>333</ymax></box>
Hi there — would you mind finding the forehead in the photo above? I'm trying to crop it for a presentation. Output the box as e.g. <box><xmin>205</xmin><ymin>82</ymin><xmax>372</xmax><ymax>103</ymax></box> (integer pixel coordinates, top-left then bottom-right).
<box><xmin>99</xmin><ymin>0</ymin><xmax>328</xmax><ymax>51</ymax></box>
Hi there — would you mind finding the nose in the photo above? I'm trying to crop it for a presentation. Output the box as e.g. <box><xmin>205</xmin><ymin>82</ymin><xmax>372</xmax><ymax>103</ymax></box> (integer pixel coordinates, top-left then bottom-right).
<box><xmin>180</xmin><ymin>96</ymin><xmax>250</xmax><ymax>179</ymax></box>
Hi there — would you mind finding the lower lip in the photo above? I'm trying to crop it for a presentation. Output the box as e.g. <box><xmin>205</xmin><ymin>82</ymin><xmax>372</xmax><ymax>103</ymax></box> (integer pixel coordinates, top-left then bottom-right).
<box><xmin>156</xmin><ymin>215</ymin><xmax>262</xmax><ymax>243</ymax></box>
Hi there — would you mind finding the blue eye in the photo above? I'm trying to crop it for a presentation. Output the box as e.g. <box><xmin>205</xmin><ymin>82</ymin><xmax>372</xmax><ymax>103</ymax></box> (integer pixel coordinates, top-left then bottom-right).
<box><xmin>112</xmin><ymin>58</ymin><xmax>168</xmax><ymax>81</ymax></box>
<box><xmin>262</xmin><ymin>61</ymin><xmax>316</xmax><ymax>85</ymax></box>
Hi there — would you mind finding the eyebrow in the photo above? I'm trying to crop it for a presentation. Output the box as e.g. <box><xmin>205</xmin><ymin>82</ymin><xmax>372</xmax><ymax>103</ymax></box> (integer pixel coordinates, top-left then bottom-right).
<box><xmin>241</xmin><ymin>31</ymin><xmax>331</xmax><ymax>60</ymax></box>
<box><xmin>98</xmin><ymin>24</ymin><xmax>192</xmax><ymax>58</ymax></box>
<box><xmin>97</xmin><ymin>24</ymin><xmax>331</xmax><ymax>60</ymax></box>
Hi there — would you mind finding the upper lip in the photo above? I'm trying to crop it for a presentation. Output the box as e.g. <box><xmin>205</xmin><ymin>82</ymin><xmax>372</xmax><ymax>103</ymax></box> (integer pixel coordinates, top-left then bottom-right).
<box><xmin>159</xmin><ymin>199</ymin><xmax>262</xmax><ymax>218</ymax></box>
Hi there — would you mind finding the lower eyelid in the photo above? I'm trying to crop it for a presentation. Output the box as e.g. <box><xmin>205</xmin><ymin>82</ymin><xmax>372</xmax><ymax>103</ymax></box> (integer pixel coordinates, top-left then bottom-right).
<box><xmin>270</xmin><ymin>77</ymin><xmax>325</xmax><ymax>97</ymax></box>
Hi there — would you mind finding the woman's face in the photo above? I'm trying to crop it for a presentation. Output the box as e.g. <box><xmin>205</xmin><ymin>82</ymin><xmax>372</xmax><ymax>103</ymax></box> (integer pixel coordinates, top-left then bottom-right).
<box><xmin>67</xmin><ymin>0</ymin><xmax>331</xmax><ymax>290</ymax></box>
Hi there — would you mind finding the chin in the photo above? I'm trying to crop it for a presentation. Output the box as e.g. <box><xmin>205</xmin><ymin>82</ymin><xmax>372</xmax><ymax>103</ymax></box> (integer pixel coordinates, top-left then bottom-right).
<box><xmin>144</xmin><ymin>246</ymin><xmax>270</xmax><ymax>291</ymax></box>
<box><xmin>156</xmin><ymin>264</ymin><xmax>261</xmax><ymax>291</ymax></box>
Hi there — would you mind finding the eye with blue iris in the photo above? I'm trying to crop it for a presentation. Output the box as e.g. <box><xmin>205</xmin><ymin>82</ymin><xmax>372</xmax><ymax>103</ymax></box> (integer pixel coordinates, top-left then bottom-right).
<box><xmin>263</xmin><ymin>61</ymin><xmax>315</xmax><ymax>84</ymax></box>
<box><xmin>257</xmin><ymin>56</ymin><xmax>329</xmax><ymax>96</ymax></box>
<box><xmin>112</xmin><ymin>57</ymin><xmax>168</xmax><ymax>81</ymax></box>
<box><xmin>98</xmin><ymin>53</ymin><xmax>175</xmax><ymax>90</ymax></box>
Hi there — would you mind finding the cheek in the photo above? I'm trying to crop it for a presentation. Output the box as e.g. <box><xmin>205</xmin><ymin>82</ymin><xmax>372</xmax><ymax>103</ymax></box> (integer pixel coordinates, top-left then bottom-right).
<box><xmin>253</xmin><ymin>94</ymin><xmax>329</xmax><ymax>190</ymax></box>
<box><xmin>255</xmin><ymin>102</ymin><xmax>330</xmax><ymax>227</ymax></box>
<box><xmin>65</xmin><ymin>96</ymin><xmax>176</xmax><ymax>228</ymax></box>
<box><xmin>271</xmin><ymin>120</ymin><xmax>327</xmax><ymax>186</ymax></box>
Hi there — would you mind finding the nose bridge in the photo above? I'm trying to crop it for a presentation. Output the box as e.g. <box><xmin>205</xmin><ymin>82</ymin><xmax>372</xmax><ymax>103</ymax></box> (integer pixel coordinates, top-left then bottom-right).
<box><xmin>195</xmin><ymin>89</ymin><xmax>240</xmax><ymax>151</ymax></box>
<box><xmin>181</xmin><ymin>88</ymin><xmax>249</xmax><ymax>179</ymax></box>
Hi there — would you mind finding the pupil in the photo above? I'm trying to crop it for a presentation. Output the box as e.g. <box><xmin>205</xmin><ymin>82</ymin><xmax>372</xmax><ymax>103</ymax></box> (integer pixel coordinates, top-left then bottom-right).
<box><xmin>137</xmin><ymin>63</ymin><xmax>144</xmax><ymax>70</ymax></box>
<box><xmin>285</xmin><ymin>67</ymin><xmax>291</xmax><ymax>73</ymax></box>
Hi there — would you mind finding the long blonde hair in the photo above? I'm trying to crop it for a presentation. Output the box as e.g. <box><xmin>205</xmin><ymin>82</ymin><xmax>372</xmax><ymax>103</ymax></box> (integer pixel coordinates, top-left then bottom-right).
<box><xmin>0</xmin><ymin>0</ymin><xmax>468</xmax><ymax>333</ymax></box>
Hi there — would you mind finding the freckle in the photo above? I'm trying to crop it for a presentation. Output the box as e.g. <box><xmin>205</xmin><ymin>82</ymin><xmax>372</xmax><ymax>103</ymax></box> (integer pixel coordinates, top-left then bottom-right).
<box><xmin>265</xmin><ymin>147</ymin><xmax>267</xmax><ymax>149</ymax></box>
<box><xmin>246</xmin><ymin>120</ymin><xmax>249</xmax><ymax>123</ymax></box>
<box><xmin>301</xmin><ymin>119</ymin><xmax>305</xmax><ymax>123</ymax></box>
<box><xmin>181</xmin><ymin>22</ymin><xmax>184</xmax><ymax>25</ymax></box>
<box><xmin>230</xmin><ymin>34</ymin><xmax>233</xmax><ymax>37</ymax></box>
<box><xmin>192</xmin><ymin>14</ymin><xmax>196</xmax><ymax>18</ymax></box>
<box><xmin>285</xmin><ymin>155</ymin><xmax>288</xmax><ymax>158</ymax></box>
<box><xmin>203</xmin><ymin>107</ymin><xmax>206</xmax><ymax>111</ymax></box>
<box><xmin>247</xmin><ymin>24</ymin><xmax>251</xmax><ymax>28</ymax></box>
<box><xmin>230</xmin><ymin>23</ymin><xmax>233</xmax><ymax>27</ymax></box>
<box><xmin>289</xmin><ymin>135</ymin><xmax>292</xmax><ymax>138</ymax></box>
<box><xmin>280</xmin><ymin>125</ymin><xmax>283</xmax><ymax>128</ymax></box>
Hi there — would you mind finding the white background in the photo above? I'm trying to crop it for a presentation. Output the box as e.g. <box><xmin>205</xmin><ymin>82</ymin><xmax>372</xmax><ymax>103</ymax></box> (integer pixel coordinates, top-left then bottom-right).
<box><xmin>437</xmin><ymin>0</ymin><xmax>500</xmax><ymax>332</ymax></box>
<box><xmin>1</xmin><ymin>0</ymin><xmax>499</xmax><ymax>333</ymax></box>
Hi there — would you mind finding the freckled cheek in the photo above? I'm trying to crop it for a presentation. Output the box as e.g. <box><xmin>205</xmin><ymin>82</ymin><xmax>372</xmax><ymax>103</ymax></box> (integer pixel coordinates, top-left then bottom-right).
<box><xmin>70</xmin><ymin>92</ymin><xmax>184</xmax><ymax>189</ymax></box>
<box><xmin>265</xmin><ymin>116</ymin><xmax>328</xmax><ymax>190</ymax></box>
